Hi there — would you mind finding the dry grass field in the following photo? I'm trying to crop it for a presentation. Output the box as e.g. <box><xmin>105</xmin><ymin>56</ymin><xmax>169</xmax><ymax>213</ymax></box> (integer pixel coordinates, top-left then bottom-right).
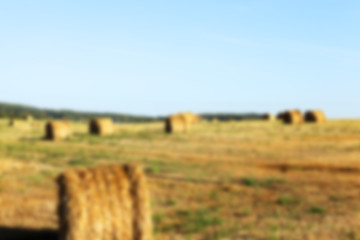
<box><xmin>0</xmin><ymin>118</ymin><xmax>360</xmax><ymax>240</ymax></box>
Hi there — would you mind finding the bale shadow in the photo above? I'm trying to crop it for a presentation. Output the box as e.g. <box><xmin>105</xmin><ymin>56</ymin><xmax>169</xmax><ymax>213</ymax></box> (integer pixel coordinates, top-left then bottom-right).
<box><xmin>0</xmin><ymin>227</ymin><xmax>57</xmax><ymax>240</ymax></box>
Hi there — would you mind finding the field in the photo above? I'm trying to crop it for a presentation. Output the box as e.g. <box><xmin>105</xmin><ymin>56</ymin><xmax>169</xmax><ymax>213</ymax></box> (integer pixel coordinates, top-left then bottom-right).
<box><xmin>0</xmin><ymin>118</ymin><xmax>360</xmax><ymax>240</ymax></box>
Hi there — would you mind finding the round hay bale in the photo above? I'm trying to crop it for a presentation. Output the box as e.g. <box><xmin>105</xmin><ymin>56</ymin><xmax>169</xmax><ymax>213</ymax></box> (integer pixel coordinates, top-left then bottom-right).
<box><xmin>24</xmin><ymin>114</ymin><xmax>33</xmax><ymax>122</ymax></box>
<box><xmin>9</xmin><ymin>119</ymin><xmax>21</xmax><ymax>127</ymax></box>
<box><xmin>45</xmin><ymin>120</ymin><xmax>72</xmax><ymax>140</ymax></box>
<box><xmin>89</xmin><ymin>118</ymin><xmax>114</xmax><ymax>136</ymax></box>
<box><xmin>165</xmin><ymin>112</ymin><xmax>200</xmax><ymax>133</ymax></box>
<box><xmin>282</xmin><ymin>110</ymin><xmax>304</xmax><ymax>124</ymax></box>
<box><xmin>276</xmin><ymin>112</ymin><xmax>285</xmax><ymax>121</ymax></box>
<box><xmin>192</xmin><ymin>114</ymin><xmax>201</xmax><ymax>124</ymax></box>
<box><xmin>165</xmin><ymin>115</ymin><xmax>186</xmax><ymax>133</ymax></box>
<box><xmin>181</xmin><ymin>112</ymin><xmax>200</xmax><ymax>124</ymax></box>
<box><xmin>263</xmin><ymin>113</ymin><xmax>275</xmax><ymax>121</ymax></box>
<box><xmin>57</xmin><ymin>164</ymin><xmax>152</xmax><ymax>240</ymax></box>
<box><xmin>304</xmin><ymin>110</ymin><xmax>326</xmax><ymax>123</ymax></box>
<box><xmin>178</xmin><ymin>112</ymin><xmax>193</xmax><ymax>129</ymax></box>
<box><xmin>212</xmin><ymin>118</ymin><xmax>219</xmax><ymax>123</ymax></box>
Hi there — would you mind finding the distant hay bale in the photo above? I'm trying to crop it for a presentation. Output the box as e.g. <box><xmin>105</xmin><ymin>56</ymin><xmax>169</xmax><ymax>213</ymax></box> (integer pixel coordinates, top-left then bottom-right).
<box><xmin>45</xmin><ymin>120</ymin><xmax>72</xmax><ymax>140</ymax></box>
<box><xmin>89</xmin><ymin>118</ymin><xmax>114</xmax><ymax>136</ymax></box>
<box><xmin>24</xmin><ymin>114</ymin><xmax>33</xmax><ymax>122</ymax></box>
<box><xmin>182</xmin><ymin>112</ymin><xmax>201</xmax><ymax>124</ymax></box>
<box><xmin>212</xmin><ymin>118</ymin><xmax>219</xmax><ymax>123</ymax></box>
<box><xmin>179</xmin><ymin>112</ymin><xmax>194</xmax><ymax>125</ymax></box>
<box><xmin>282</xmin><ymin>110</ymin><xmax>304</xmax><ymax>124</ymax></box>
<box><xmin>304</xmin><ymin>110</ymin><xmax>326</xmax><ymax>123</ymax></box>
<box><xmin>57</xmin><ymin>164</ymin><xmax>152</xmax><ymax>240</ymax></box>
<box><xmin>165</xmin><ymin>115</ymin><xmax>186</xmax><ymax>133</ymax></box>
<box><xmin>9</xmin><ymin>119</ymin><xmax>21</xmax><ymax>127</ymax></box>
<box><xmin>263</xmin><ymin>113</ymin><xmax>275</xmax><ymax>121</ymax></box>
<box><xmin>9</xmin><ymin>118</ymin><xmax>30</xmax><ymax>128</ymax></box>
<box><xmin>276</xmin><ymin>112</ymin><xmax>286</xmax><ymax>121</ymax></box>
<box><xmin>165</xmin><ymin>112</ymin><xmax>201</xmax><ymax>133</ymax></box>
<box><xmin>190</xmin><ymin>114</ymin><xmax>201</xmax><ymax>124</ymax></box>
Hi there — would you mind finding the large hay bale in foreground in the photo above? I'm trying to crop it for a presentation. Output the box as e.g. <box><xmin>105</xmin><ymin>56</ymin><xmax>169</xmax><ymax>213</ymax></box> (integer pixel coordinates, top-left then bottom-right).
<box><xmin>304</xmin><ymin>110</ymin><xmax>326</xmax><ymax>123</ymax></box>
<box><xmin>45</xmin><ymin>120</ymin><xmax>72</xmax><ymax>140</ymax></box>
<box><xmin>89</xmin><ymin>118</ymin><xmax>114</xmax><ymax>135</ymax></box>
<box><xmin>57</xmin><ymin>164</ymin><xmax>152</xmax><ymax>240</ymax></box>
<box><xmin>282</xmin><ymin>110</ymin><xmax>303</xmax><ymax>124</ymax></box>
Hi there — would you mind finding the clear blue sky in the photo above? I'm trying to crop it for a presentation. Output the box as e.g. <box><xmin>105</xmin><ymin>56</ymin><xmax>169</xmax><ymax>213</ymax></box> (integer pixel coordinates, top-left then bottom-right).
<box><xmin>1</xmin><ymin>1</ymin><xmax>359</xmax><ymax>118</ymax></box>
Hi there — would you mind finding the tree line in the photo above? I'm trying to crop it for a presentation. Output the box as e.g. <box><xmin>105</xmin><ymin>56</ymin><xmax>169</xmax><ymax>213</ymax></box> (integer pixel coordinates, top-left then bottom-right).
<box><xmin>0</xmin><ymin>102</ymin><xmax>264</xmax><ymax>122</ymax></box>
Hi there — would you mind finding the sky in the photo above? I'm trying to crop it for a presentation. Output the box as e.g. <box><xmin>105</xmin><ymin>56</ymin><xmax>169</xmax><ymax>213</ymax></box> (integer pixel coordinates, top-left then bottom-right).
<box><xmin>0</xmin><ymin>1</ymin><xmax>359</xmax><ymax>118</ymax></box>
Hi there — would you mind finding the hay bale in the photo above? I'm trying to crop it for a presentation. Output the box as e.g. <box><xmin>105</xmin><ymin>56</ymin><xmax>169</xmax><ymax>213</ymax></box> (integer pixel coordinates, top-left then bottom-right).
<box><xmin>304</xmin><ymin>110</ymin><xmax>326</xmax><ymax>123</ymax></box>
<box><xmin>192</xmin><ymin>114</ymin><xmax>201</xmax><ymax>124</ymax></box>
<box><xmin>263</xmin><ymin>113</ymin><xmax>275</xmax><ymax>121</ymax></box>
<box><xmin>276</xmin><ymin>112</ymin><xmax>285</xmax><ymax>121</ymax></box>
<box><xmin>181</xmin><ymin>112</ymin><xmax>201</xmax><ymax>124</ymax></box>
<box><xmin>282</xmin><ymin>110</ymin><xmax>303</xmax><ymax>124</ymax></box>
<box><xmin>165</xmin><ymin>115</ymin><xmax>186</xmax><ymax>133</ymax></box>
<box><xmin>45</xmin><ymin>120</ymin><xmax>72</xmax><ymax>140</ymax></box>
<box><xmin>57</xmin><ymin>164</ymin><xmax>152</xmax><ymax>240</ymax></box>
<box><xmin>9</xmin><ymin>119</ymin><xmax>21</xmax><ymax>127</ymax></box>
<box><xmin>165</xmin><ymin>112</ymin><xmax>201</xmax><ymax>133</ymax></box>
<box><xmin>211</xmin><ymin>118</ymin><xmax>219</xmax><ymax>123</ymax></box>
<box><xmin>24</xmin><ymin>114</ymin><xmax>33</xmax><ymax>122</ymax></box>
<box><xmin>183</xmin><ymin>112</ymin><xmax>200</xmax><ymax>124</ymax></box>
<box><xmin>9</xmin><ymin>118</ymin><xmax>31</xmax><ymax>128</ymax></box>
<box><xmin>89</xmin><ymin>118</ymin><xmax>114</xmax><ymax>136</ymax></box>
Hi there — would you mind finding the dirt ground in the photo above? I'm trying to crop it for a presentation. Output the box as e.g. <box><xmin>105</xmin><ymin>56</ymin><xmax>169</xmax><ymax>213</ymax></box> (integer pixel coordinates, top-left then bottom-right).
<box><xmin>0</xmin><ymin>119</ymin><xmax>359</xmax><ymax>239</ymax></box>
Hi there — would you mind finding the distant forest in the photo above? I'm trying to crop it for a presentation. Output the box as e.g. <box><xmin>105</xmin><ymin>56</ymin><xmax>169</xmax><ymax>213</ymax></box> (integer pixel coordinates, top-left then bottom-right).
<box><xmin>0</xmin><ymin>102</ymin><xmax>264</xmax><ymax>122</ymax></box>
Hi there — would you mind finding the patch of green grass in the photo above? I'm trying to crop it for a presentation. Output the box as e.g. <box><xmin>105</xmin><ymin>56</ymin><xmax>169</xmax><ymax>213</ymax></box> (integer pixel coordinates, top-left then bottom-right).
<box><xmin>241</xmin><ymin>177</ymin><xmax>285</xmax><ymax>188</ymax></box>
<box><xmin>241</xmin><ymin>207</ymin><xmax>252</xmax><ymax>217</ymax></box>
<box><xmin>330</xmin><ymin>194</ymin><xmax>345</xmax><ymax>202</ymax></box>
<box><xmin>209</xmin><ymin>191</ymin><xmax>218</xmax><ymax>200</ymax></box>
<box><xmin>202</xmin><ymin>226</ymin><xmax>240</xmax><ymax>240</ymax></box>
<box><xmin>157</xmin><ymin>208</ymin><xmax>223</xmax><ymax>234</ymax></box>
<box><xmin>88</xmin><ymin>138</ymin><xmax>102</xmax><ymax>145</ymax></box>
<box><xmin>153</xmin><ymin>212</ymin><xmax>165</xmax><ymax>234</ymax></box>
<box><xmin>307</xmin><ymin>206</ymin><xmax>326</xmax><ymax>215</ymax></box>
<box><xmin>27</xmin><ymin>174</ymin><xmax>45</xmax><ymax>185</ymax></box>
<box><xmin>346</xmin><ymin>230</ymin><xmax>357</xmax><ymax>240</ymax></box>
<box><xmin>241</xmin><ymin>177</ymin><xmax>258</xmax><ymax>187</ymax></box>
<box><xmin>166</xmin><ymin>199</ymin><xmax>176</xmax><ymax>206</ymax></box>
<box><xmin>137</xmin><ymin>131</ymin><xmax>155</xmax><ymax>140</ymax></box>
<box><xmin>176</xmin><ymin>209</ymin><xmax>223</xmax><ymax>234</ymax></box>
<box><xmin>262</xmin><ymin>178</ymin><xmax>286</xmax><ymax>187</ymax></box>
<box><xmin>277</xmin><ymin>195</ymin><xmax>301</xmax><ymax>206</ymax></box>
<box><xmin>145</xmin><ymin>162</ymin><xmax>162</xmax><ymax>174</ymax></box>
<box><xmin>47</xmin><ymin>151</ymin><xmax>66</xmax><ymax>158</ymax></box>
<box><xmin>267</xmin><ymin>224</ymin><xmax>280</xmax><ymax>240</ymax></box>
<box><xmin>91</xmin><ymin>151</ymin><xmax>114</xmax><ymax>159</ymax></box>
<box><xmin>68</xmin><ymin>156</ymin><xmax>92</xmax><ymax>166</ymax></box>
<box><xmin>273</xmin><ymin>210</ymin><xmax>282</xmax><ymax>218</ymax></box>
<box><xmin>153</xmin><ymin>212</ymin><xmax>165</xmax><ymax>225</ymax></box>
<box><xmin>39</xmin><ymin>170</ymin><xmax>55</xmax><ymax>178</ymax></box>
